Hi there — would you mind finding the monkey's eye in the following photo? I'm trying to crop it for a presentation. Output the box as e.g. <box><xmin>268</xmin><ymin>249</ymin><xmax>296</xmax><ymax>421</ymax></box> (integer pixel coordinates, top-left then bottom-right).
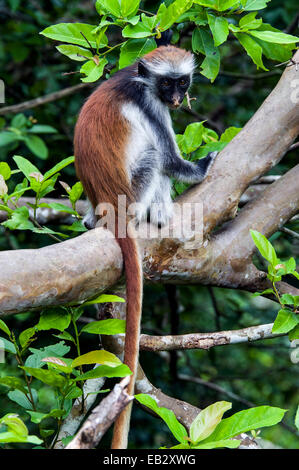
<box><xmin>161</xmin><ymin>79</ymin><xmax>170</xmax><ymax>87</ymax></box>
<box><xmin>179</xmin><ymin>79</ymin><xmax>187</xmax><ymax>86</ymax></box>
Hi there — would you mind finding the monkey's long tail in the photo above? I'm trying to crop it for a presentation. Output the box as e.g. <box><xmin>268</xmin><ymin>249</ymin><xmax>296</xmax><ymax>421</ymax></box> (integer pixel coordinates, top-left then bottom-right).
<box><xmin>111</xmin><ymin>232</ymin><xmax>143</xmax><ymax>449</ymax></box>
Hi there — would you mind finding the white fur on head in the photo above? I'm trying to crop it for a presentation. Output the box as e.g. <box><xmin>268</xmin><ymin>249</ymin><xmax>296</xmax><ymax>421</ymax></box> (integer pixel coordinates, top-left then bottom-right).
<box><xmin>145</xmin><ymin>54</ymin><xmax>195</xmax><ymax>77</ymax></box>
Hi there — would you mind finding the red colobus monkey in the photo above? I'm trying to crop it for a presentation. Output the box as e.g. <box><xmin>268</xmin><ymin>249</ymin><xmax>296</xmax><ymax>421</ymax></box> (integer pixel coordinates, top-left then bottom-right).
<box><xmin>74</xmin><ymin>45</ymin><xmax>216</xmax><ymax>448</ymax></box>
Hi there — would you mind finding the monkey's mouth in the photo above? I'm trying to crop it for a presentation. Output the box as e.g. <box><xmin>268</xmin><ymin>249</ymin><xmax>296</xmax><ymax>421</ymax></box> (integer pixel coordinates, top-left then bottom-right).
<box><xmin>168</xmin><ymin>102</ymin><xmax>182</xmax><ymax>110</ymax></box>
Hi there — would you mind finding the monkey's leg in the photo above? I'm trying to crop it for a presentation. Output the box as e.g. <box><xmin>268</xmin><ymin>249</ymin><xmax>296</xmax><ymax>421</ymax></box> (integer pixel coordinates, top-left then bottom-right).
<box><xmin>148</xmin><ymin>175</ymin><xmax>173</xmax><ymax>227</ymax></box>
<box><xmin>131</xmin><ymin>150</ymin><xmax>160</xmax><ymax>221</ymax></box>
<box><xmin>82</xmin><ymin>200</ymin><xmax>97</xmax><ymax>230</ymax></box>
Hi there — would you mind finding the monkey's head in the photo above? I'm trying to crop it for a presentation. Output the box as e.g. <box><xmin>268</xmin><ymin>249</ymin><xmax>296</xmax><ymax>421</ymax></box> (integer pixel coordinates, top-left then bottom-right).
<box><xmin>137</xmin><ymin>45</ymin><xmax>195</xmax><ymax>109</ymax></box>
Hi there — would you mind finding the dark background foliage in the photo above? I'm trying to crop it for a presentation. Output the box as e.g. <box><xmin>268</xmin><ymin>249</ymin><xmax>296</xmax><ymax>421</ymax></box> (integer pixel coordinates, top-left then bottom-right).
<box><xmin>0</xmin><ymin>0</ymin><xmax>298</xmax><ymax>448</ymax></box>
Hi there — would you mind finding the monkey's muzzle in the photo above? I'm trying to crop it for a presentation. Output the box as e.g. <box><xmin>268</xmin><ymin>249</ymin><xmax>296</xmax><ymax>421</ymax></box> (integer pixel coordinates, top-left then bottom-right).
<box><xmin>170</xmin><ymin>94</ymin><xmax>183</xmax><ymax>109</ymax></box>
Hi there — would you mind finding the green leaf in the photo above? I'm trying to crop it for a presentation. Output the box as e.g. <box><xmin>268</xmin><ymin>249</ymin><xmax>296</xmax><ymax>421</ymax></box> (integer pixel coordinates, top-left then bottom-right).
<box><xmin>2</xmin><ymin>206</ymin><xmax>35</xmax><ymax>231</ymax></box>
<box><xmin>135</xmin><ymin>394</ymin><xmax>188</xmax><ymax>444</ymax></box>
<box><xmin>252</xmin><ymin>24</ymin><xmax>294</xmax><ymax>62</ymax></box>
<box><xmin>21</xmin><ymin>366</ymin><xmax>67</xmax><ymax>390</ymax></box>
<box><xmin>0</xmin><ymin>162</ymin><xmax>12</xmax><ymax>180</ymax></box>
<box><xmin>73</xmin><ymin>364</ymin><xmax>132</xmax><ymax>381</ymax></box>
<box><xmin>123</xmin><ymin>18</ymin><xmax>155</xmax><ymax>38</ymax></box>
<box><xmin>80</xmin><ymin>319</ymin><xmax>126</xmax><ymax>335</ymax></box>
<box><xmin>41</xmin><ymin>23</ymin><xmax>99</xmax><ymax>49</ymax></box>
<box><xmin>243</xmin><ymin>0</ymin><xmax>271</xmax><ymax>10</ymax></box>
<box><xmin>63</xmin><ymin>221</ymin><xmax>87</xmax><ymax>232</ymax></box>
<box><xmin>31</xmin><ymin>226</ymin><xmax>68</xmax><ymax>238</ymax></box>
<box><xmin>72</xmin><ymin>350</ymin><xmax>122</xmax><ymax>368</ymax></box>
<box><xmin>251</xmin><ymin>288</ymin><xmax>274</xmax><ymax>298</ymax></box>
<box><xmin>0</xmin><ymin>319</ymin><xmax>11</xmax><ymax>337</ymax></box>
<box><xmin>13</xmin><ymin>155</ymin><xmax>41</xmax><ymax>180</ymax></box>
<box><xmin>98</xmin><ymin>0</ymin><xmax>140</xmax><ymax>18</ymax></box>
<box><xmin>192</xmin><ymin>28</ymin><xmax>220</xmax><ymax>82</ymax></box>
<box><xmin>11</xmin><ymin>114</ymin><xmax>27</xmax><ymax>129</ymax></box>
<box><xmin>0</xmin><ymin>377</ymin><xmax>28</xmax><ymax>394</ymax></box>
<box><xmin>202</xmin><ymin>127</ymin><xmax>219</xmax><ymax>143</ymax></box>
<box><xmin>234</xmin><ymin>33</ymin><xmax>267</xmax><ymax>71</ymax></box>
<box><xmin>280</xmin><ymin>294</ymin><xmax>296</xmax><ymax>306</ymax></box>
<box><xmin>82</xmin><ymin>294</ymin><xmax>125</xmax><ymax>305</ymax></box>
<box><xmin>0</xmin><ymin>132</ymin><xmax>17</xmax><ymax>147</ymax></box>
<box><xmin>201</xmin><ymin>406</ymin><xmax>286</xmax><ymax>443</ymax></box>
<box><xmin>41</xmin><ymin>356</ymin><xmax>73</xmax><ymax>373</ymax></box>
<box><xmin>250</xmin><ymin>230</ymin><xmax>278</xmax><ymax>266</ymax></box>
<box><xmin>26</xmin><ymin>409</ymin><xmax>65</xmax><ymax>424</ymax></box>
<box><xmin>181</xmin><ymin>122</ymin><xmax>205</xmax><ymax>154</ymax></box>
<box><xmin>65</xmin><ymin>386</ymin><xmax>83</xmax><ymax>400</ymax></box>
<box><xmin>0</xmin><ymin>413</ymin><xmax>43</xmax><ymax>444</ymax></box>
<box><xmin>53</xmin><ymin>331</ymin><xmax>76</xmax><ymax>343</ymax></box>
<box><xmin>8</xmin><ymin>389</ymin><xmax>38</xmax><ymax>410</ymax></box>
<box><xmin>119</xmin><ymin>38</ymin><xmax>156</xmax><ymax>68</ymax></box>
<box><xmin>190</xmin><ymin>401</ymin><xmax>232</xmax><ymax>444</ymax></box>
<box><xmin>19</xmin><ymin>327</ymin><xmax>37</xmax><ymax>349</ymax></box>
<box><xmin>25</xmin><ymin>342</ymin><xmax>70</xmax><ymax>369</ymax></box>
<box><xmin>220</xmin><ymin>126</ymin><xmax>242</xmax><ymax>142</ymax></box>
<box><xmin>0</xmin><ymin>337</ymin><xmax>16</xmax><ymax>354</ymax></box>
<box><xmin>80</xmin><ymin>58</ymin><xmax>108</xmax><ymax>83</ymax></box>
<box><xmin>239</xmin><ymin>12</ymin><xmax>262</xmax><ymax>31</ymax></box>
<box><xmin>37</xmin><ymin>309</ymin><xmax>71</xmax><ymax>332</ymax></box>
<box><xmin>207</xmin><ymin>14</ymin><xmax>229</xmax><ymax>46</ymax></box>
<box><xmin>158</xmin><ymin>0</ymin><xmax>193</xmax><ymax>31</ymax></box>
<box><xmin>193</xmin><ymin>438</ymin><xmax>240</xmax><ymax>449</ymax></box>
<box><xmin>39</xmin><ymin>202</ymin><xmax>77</xmax><ymax>216</ymax></box>
<box><xmin>28</xmin><ymin>125</ymin><xmax>58</xmax><ymax>134</ymax></box>
<box><xmin>249</xmin><ymin>30</ymin><xmax>299</xmax><ymax>44</ymax></box>
<box><xmin>283</xmin><ymin>257</ymin><xmax>296</xmax><ymax>274</ymax></box>
<box><xmin>43</xmin><ymin>156</ymin><xmax>74</xmax><ymax>181</ymax></box>
<box><xmin>288</xmin><ymin>324</ymin><xmax>299</xmax><ymax>341</ymax></box>
<box><xmin>56</xmin><ymin>44</ymin><xmax>93</xmax><ymax>61</ymax></box>
<box><xmin>295</xmin><ymin>406</ymin><xmax>299</xmax><ymax>432</ymax></box>
<box><xmin>194</xmin><ymin>141</ymin><xmax>226</xmax><ymax>159</ymax></box>
<box><xmin>68</xmin><ymin>181</ymin><xmax>83</xmax><ymax>206</ymax></box>
<box><xmin>193</xmin><ymin>0</ymin><xmax>239</xmax><ymax>11</ymax></box>
<box><xmin>0</xmin><ymin>413</ymin><xmax>28</xmax><ymax>437</ymax></box>
<box><xmin>24</xmin><ymin>135</ymin><xmax>48</xmax><ymax>159</ymax></box>
<box><xmin>272</xmin><ymin>309</ymin><xmax>299</xmax><ymax>334</ymax></box>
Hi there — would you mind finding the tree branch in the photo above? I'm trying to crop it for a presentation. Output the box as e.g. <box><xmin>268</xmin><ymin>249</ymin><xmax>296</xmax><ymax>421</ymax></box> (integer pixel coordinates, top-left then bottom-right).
<box><xmin>66</xmin><ymin>376</ymin><xmax>133</xmax><ymax>449</ymax></box>
<box><xmin>139</xmin><ymin>323</ymin><xmax>282</xmax><ymax>351</ymax></box>
<box><xmin>0</xmin><ymin>83</ymin><xmax>92</xmax><ymax>115</ymax></box>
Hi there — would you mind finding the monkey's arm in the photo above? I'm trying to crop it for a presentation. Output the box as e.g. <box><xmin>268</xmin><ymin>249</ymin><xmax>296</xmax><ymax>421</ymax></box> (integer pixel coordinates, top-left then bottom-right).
<box><xmin>163</xmin><ymin>151</ymin><xmax>217</xmax><ymax>184</ymax></box>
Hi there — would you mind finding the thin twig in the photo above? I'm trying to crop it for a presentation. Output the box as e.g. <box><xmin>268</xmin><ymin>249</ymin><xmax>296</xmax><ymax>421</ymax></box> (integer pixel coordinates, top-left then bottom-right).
<box><xmin>0</xmin><ymin>83</ymin><xmax>92</xmax><ymax>115</ymax></box>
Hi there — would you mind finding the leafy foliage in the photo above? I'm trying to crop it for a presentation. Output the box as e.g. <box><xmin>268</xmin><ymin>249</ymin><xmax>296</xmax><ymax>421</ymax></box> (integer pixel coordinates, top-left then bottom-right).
<box><xmin>40</xmin><ymin>0</ymin><xmax>298</xmax><ymax>83</ymax></box>
<box><xmin>251</xmin><ymin>230</ymin><xmax>299</xmax><ymax>339</ymax></box>
<box><xmin>136</xmin><ymin>394</ymin><xmax>286</xmax><ymax>448</ymax></box>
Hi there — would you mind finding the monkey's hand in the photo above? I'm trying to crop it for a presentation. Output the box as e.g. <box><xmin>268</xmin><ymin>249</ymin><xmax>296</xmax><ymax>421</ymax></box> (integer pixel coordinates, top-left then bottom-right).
<box><xmin>195</xmin><ymin>151</ymin><xmax>218</xmax><ymax>178</ymax></box>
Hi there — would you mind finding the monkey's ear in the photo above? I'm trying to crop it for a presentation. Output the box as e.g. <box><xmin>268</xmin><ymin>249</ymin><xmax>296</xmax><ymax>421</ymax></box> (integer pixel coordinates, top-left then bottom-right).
<box><xmin>138</xmin><ymin>60</ymin><xmax>149</xmax><ymax>78</ymax></box>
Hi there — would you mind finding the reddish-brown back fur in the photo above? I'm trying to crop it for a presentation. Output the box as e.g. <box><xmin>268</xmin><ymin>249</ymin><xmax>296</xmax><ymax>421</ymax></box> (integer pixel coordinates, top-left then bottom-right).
<box><xmin>74</xmin><ymin>79</ymin><xmax>134</xmax><ymax>211</ymax></box>
<box><xmin>74</xmin><ymin>70</ymin><xmax>142</xmax><ymax>449</ymax></box>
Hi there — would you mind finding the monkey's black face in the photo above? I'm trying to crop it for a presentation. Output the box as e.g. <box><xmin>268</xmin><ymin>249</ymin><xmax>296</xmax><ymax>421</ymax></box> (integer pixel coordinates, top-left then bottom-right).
<box><xmin>157</xmin><ymin>75</ymin><xmax>190</xmax><ymax>109</ymax></box>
